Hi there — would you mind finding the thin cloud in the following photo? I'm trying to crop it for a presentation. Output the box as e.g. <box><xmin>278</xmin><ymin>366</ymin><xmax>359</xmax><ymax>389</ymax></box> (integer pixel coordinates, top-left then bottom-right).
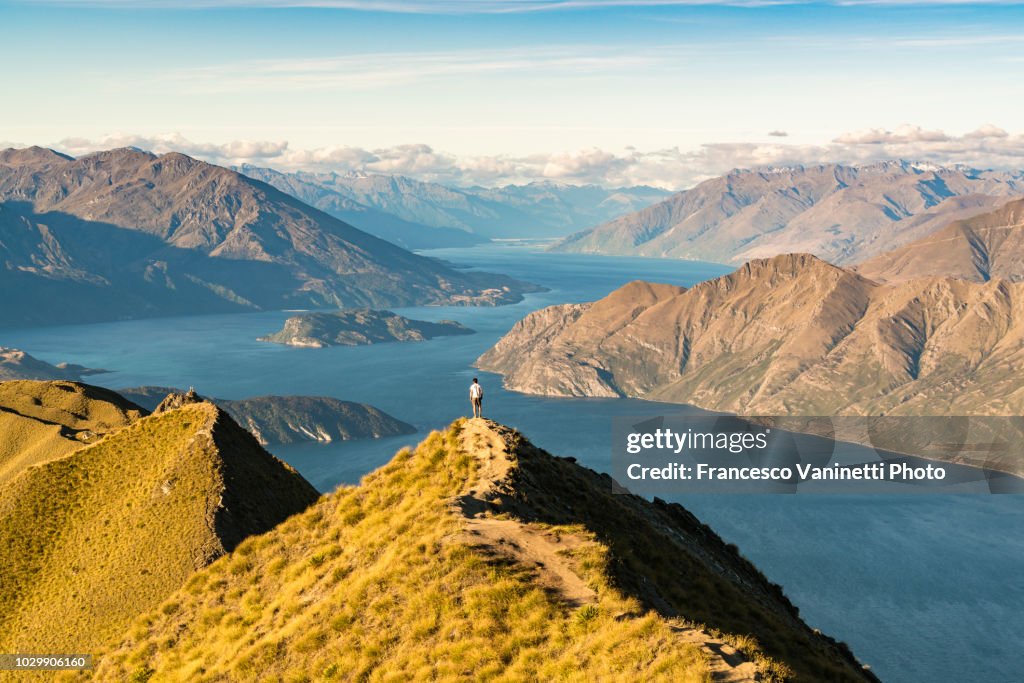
<box><xmin>148</xmin><ymin>48</ymin><xmax>660</xmax><ymax>94</ymax></box>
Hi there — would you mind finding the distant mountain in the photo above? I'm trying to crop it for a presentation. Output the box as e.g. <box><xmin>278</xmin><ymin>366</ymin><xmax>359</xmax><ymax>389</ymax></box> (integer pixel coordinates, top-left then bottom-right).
<box><xmin>239</xmin><ymin>164</ymin><xmax>670</xmax><ymax>239</ymax></box>
<box><xmin>235</xmin><ymin>165</ymin><xmax>488</xmax><ymax>249</ymax></box>
<box><xmin>90</xmin><ymin>419</ymin><xmax>874</xmax><ymax>682</ymax></box>
<box><xmin>552</xmin><ymin>162</ymin><xmax>1024</xmax><ymax>264</ymax></box>
<box><xmin>258</xmin><ymin>308</ymin><xmax>474</xmax><ymax>347</ymax></box>
<box><xmin>478</xmin><ymin>255</ymin><xmax>1024</xmax><ymax>449</ymax></box>
<box><xmin>0</xmin><ymin>346</ymin><xmax>106</xmax><ymax>381</ymax></box>
<box><xmin>0</xmin><ymin>381</ymin><xmax>318</xmax><ymax>654</ymax></box>
<box><xmin>118</xmin><ymin>386</ymin><xmax>416</xmax><ymax>445</ymax></box>
<box><xmin>0</xmin><ymin>147</ymin><xmax>540</xmax><ymax>328</ymax></box>
<box><xmin>856</xmin><ymin>197</ymin><xmax>1024</xmax><ymax>283</ymax></box>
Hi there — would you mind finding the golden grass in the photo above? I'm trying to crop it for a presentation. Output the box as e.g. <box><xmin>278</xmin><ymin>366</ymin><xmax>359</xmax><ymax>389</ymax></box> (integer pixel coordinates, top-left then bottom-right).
<box><xmin>0</xmin><ymin>380</ymin><xmax>143</xmax><ymax>486</ymax></box>
<box><xmin>84</xmin><ymin>423</ymin><xmax>715</xmax><ymax>682</ymax></box>
<box><xmin>0</xmin><ymin>398</ymin><xmax>316</xmax><ymax>670</ymax></box>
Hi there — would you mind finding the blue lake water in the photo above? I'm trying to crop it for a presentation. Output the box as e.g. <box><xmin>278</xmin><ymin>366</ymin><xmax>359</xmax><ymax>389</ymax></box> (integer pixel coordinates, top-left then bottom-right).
<box><xmin>4</xmin><ymin>243</ymin><xmax>1022</xmax><ymax>682</ymax></box>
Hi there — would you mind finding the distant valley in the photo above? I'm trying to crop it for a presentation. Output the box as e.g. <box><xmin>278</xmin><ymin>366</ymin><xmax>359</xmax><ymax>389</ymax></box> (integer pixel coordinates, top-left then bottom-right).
<box><xmin>553</xmin><ymin>161</ymin><xmax>1024</xmax><ymax>265</ymax></box>
<box><xmin>238</xmin><ymin>164</ymin><xmax>670</xmax><ymax>242</ymax></box>
<box><xmin>0</xmin><ymin>147</ymin><xmax>541</xmax><ymax>328</ymax></box>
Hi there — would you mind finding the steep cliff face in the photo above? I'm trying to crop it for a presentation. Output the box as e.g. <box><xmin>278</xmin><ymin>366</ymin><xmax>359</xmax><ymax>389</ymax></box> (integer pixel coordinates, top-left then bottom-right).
<box><xmin>477</xmin><ymin>254</ymin><xmax>1024</xmax><ymax>417</ymax></box>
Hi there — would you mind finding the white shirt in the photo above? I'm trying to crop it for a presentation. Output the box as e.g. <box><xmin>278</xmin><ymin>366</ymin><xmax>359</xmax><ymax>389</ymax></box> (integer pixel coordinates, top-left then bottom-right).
<box><xmin>469</xmin><ymin>383</ymin><xmax>483</xmax><ymax>399</ymax></box>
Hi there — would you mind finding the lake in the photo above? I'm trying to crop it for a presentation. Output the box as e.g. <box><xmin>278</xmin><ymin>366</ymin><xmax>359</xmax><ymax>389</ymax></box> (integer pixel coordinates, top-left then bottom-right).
<box><xmin>4</xmin><ymin>242</ymin><xmax>1022</xmax><ymax>682</ymax></box>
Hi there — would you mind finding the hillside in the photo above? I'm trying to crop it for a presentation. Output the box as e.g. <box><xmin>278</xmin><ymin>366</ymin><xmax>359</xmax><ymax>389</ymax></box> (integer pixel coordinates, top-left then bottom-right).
<box><xmin>83</xmin><ymin>419</ymin><xmax>873</xmax><ymax>682</ymax></box>
<box><xmin>259</xmin><ymin>308</ymin><xmax>474</xmax><ymax>347</ymax></box>
<box><xmin>0</xmin><ymin>383</ymin><xmax>318</xmax><ymax>657</ymax></box>
<box><xmin>0</xmin><ymin>346</ymin><xmax>106</xmax><ymax>381</ymax></box>
<box><xmin>0</xmin><ymin>380</ymin><xmax>144</xmax><ymax>486</ymax></box>
<box><xmin>478</xmin><ymin>254</ymin><xmax>1024</xmax><ymax>429</ymax></box>
<box><xmin>552</xmin><ymin>162</ymin><xmax>1024</xmax><ymax>264</ymax></box>
<box><xmin>856</xmin><ymin>197</ymin><xmax>1024</xmax><ymax>283</ymax></box>
<box><xmin>240</xmin><ymin>165</ymin><xmax>670</xmax><ymax>239</ymax></box>
<box><xmin>0</xmin><ymin>147</ymin><xmax>539</xmax><ymax>328</ymax></box>
<box><xmin>118</xmin><ymin>387</ymin><xmax>416</xmax><ymax>445</ymax></box>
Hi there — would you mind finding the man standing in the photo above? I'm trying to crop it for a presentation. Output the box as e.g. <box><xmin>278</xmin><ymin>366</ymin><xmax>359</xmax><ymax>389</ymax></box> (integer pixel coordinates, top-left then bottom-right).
<box><xmin>469</xmin><ymin>377</ymin><xmax>484</xmax><ymax>418</ymax></box>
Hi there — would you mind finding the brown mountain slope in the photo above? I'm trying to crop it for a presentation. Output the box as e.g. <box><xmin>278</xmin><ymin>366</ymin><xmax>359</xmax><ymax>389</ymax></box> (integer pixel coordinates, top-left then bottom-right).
<box><xmin>0</xmin><ymin>147</ymin><xmax>538</xmax><ymax>327</ymax></box>
<box><xmin>552</xmin><ymin>162</ymin><xmax>1024</xmax><ymax>264</ymax></box>
<box><xmin>0</xmin><ymin>384</ymin><xmax>318</xmax><ymax>657</ymax></box>
<box><xmin>79</xmin><ymin>420</ymin><xmax>873</xmax><ymax>682</ymax></box>
<box><xmin>477</xmin><ymin>254</ymin><xmax>1024</xmax><ymax>420</ymax></box>
<box><xmin>856</xmin><ymin>197</ymin><xmax>1024</xmax><ymax>283</ymax></box>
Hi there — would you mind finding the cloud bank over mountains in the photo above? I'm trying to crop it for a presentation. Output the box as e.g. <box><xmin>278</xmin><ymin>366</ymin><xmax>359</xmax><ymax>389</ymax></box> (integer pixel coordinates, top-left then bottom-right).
<box><xmin>8</xmin><ymin>124</ymin><xmax>1022</xmax><ymax>190</ymax></box>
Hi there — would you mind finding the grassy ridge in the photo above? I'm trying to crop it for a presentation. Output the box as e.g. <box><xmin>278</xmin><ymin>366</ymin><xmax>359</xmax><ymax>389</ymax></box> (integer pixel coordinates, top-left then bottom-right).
<box><xmin>0</xmin><ymin>381</ymin><xmax>144</xmax><ymax>486</ymax></box>
<box><xmin>86</xmin><ymin>423</ymin><xmax>718</xmax><ymax>682</ymax></box>
<box><xmin>0</xmin><ymin>398</ymin><xmax>318</xmax><ymax>662</ymax></box>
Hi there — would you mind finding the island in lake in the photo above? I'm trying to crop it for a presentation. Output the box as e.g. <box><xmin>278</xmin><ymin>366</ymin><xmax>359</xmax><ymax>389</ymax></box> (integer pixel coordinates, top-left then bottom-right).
<box><xmin>259</xmin><ymin>308</ymin><xmax>475</xmax><ymax>348</ymax></box>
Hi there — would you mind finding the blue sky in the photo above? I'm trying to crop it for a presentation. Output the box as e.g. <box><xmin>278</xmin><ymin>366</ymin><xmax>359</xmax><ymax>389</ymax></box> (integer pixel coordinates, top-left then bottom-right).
<box><xmin>2</xmin><ymin>1</ymin><xmax>1024</xmax><ymax>187</ymax></box>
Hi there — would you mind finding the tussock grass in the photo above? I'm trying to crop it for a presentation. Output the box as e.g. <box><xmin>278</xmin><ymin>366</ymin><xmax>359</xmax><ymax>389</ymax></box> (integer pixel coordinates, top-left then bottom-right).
<box><xmin>0</xmin><ymin>380</ymin><xmax>143</xmax><ymax>486</ymax></box>
<box><xmin>85</xmin><ymin>424</ymin><xmax>714</xmax><ymax>682</ymax></box>
<box><xmin>0</xmin><ymin>393</ymin><xmax>317</xmax><ymax>671</ymax></box>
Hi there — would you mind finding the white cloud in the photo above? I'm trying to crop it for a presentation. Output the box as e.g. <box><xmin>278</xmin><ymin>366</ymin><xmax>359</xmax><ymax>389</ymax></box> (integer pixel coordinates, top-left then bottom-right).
<box><xmin>55</xmin><ymin>133</ymin><xmax>290</xmax><ymax>160</ymax></box>
<box><xmin>832</xmin><ymin>124</ymin><xmax>951</xmax><ymax>145</ymax></box>
<box><xmin>39</xmin><ymin>124</ymin><xmax>1024</xmax><ymax>190</ymax></box>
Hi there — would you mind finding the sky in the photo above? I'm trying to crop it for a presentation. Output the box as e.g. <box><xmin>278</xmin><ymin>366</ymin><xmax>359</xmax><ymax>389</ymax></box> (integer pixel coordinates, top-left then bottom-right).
<box><xmin>2</xmin><ymin>0</ymin><xmax>1024</xmax><ymax>188</ymax></box>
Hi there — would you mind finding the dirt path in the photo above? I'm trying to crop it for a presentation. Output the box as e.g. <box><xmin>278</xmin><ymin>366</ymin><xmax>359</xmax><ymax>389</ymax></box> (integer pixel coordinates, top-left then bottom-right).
<box><xmin>454</xmin><ymin>418</ymin><xmax>760</xmax><ymax>682</ymax></box>
<box><xmin>454</xmin><ymin>418</ymin><xmax>597</xmax><ymax>605</ymax></box>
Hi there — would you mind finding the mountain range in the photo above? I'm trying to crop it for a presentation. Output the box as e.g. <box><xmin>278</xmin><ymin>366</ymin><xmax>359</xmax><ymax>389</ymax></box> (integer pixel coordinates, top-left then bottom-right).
<box><xmin>856</xmin><ymin>197</ymin><xmax>1024</xmax><ymax>283</ymax></box>
<box><xmin>477</xmin><ymin>253</ymin><xmax>1024</xmax><ymax>474</ymax></box>
<box><xmin>552</xmin><ymin>161</ymin><xmax>1024</xmax><ymax>265</ymax></box>
<box><xmin>239</xmin><ymin>164</ymin><xmax>671</xmax><ymax>241</ymax></box>
<box><xmin>0</xmin><ymin>147</ymin><xmax>540</xmax><ymax>328</ymax></box>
